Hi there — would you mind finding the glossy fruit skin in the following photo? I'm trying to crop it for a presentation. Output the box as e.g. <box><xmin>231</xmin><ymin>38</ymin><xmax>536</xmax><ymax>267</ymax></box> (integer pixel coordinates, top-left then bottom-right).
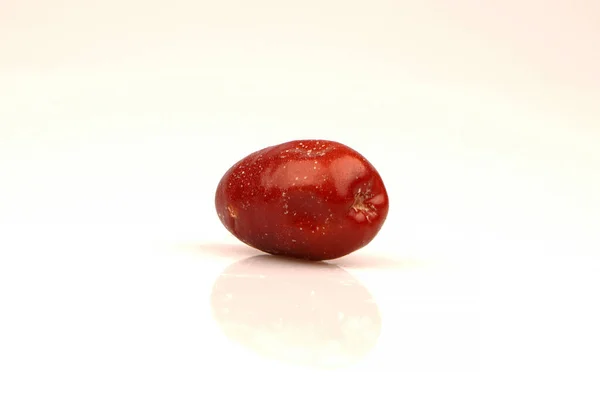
<box><xmin>215</xmin><ymin>140</ymin><xmax>389</xmax><ymax>261</ymax></box>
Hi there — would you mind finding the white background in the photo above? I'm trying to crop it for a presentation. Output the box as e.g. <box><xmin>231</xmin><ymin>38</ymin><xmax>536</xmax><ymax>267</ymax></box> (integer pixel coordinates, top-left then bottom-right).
<box><xmin>1</xmin><ymin>1</ymin><xmax>599</xmax><ymax>398</ymax></box>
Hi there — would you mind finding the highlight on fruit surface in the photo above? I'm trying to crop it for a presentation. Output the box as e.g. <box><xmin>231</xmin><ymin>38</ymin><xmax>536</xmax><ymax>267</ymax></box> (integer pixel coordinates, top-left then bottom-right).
<box><xmin>215</xmin><ymin>140</ymin><xmax>389</xmax><ymax>261</ymax></box>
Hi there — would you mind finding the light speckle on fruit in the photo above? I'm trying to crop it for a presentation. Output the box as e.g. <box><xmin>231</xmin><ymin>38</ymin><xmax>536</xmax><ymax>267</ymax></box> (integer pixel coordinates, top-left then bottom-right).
<box><xmin>227</xmin><ymin>205</ymin><xmax>237</xmax><ymax>218</ymax></box>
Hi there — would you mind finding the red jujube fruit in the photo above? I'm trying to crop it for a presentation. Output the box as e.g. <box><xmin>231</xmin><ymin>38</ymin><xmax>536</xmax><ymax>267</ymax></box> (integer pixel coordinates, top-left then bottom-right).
<box><xmin>215</xmin><ymin>140</ymin><xmax>389</xmax><ymax>261</ymax></box>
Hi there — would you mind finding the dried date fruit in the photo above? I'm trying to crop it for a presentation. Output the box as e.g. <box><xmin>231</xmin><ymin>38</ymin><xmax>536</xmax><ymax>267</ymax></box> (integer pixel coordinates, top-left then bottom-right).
<box><xmin>215</xmin><ymin>140</ymin><xmax>389</xmax><ymax>260</ymax></box>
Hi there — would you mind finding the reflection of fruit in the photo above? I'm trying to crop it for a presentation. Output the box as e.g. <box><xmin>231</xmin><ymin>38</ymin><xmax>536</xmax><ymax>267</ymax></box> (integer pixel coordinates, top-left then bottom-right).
<box><xmin>210</xmin><ymin>255</ymin><xmax>382</xmax><ymax>369</ymax></box>
<box><xmin>215</xmin><ymin>140</ymin><xmax>389</xmax><ymax>261</ymax></box>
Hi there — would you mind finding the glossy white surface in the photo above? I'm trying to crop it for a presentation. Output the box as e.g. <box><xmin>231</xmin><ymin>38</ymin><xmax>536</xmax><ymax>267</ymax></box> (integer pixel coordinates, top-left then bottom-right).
<box><xmin>1</xmin><ymin>1</ymin><xmax>599</xmax><ymax>398</ymax></box>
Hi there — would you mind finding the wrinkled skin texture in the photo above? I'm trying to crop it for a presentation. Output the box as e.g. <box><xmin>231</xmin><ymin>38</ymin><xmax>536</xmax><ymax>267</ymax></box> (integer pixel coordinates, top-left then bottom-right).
<box><xmin>215</xmin><ymin>140</ymin><xmax>389</xmax><ymax>261</ymax></box>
